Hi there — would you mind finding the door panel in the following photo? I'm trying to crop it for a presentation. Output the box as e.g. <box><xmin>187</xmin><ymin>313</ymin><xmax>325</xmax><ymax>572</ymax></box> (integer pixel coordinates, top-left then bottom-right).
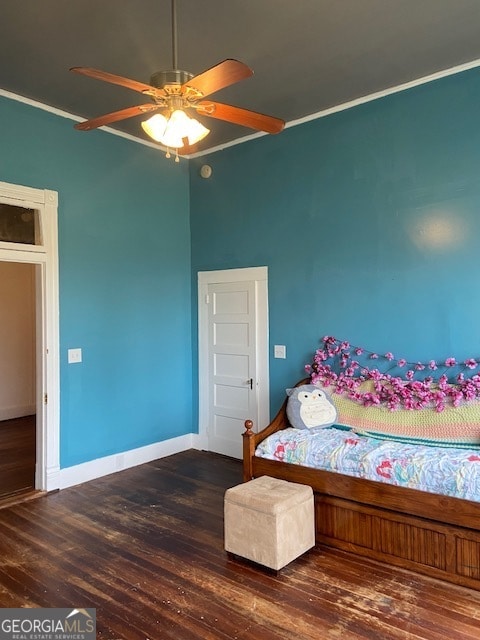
<box><xmin>213</xmin><ymin>290</ymin><xmax>249</xmax><ymax>315</ymax></box>
<box><xmin>214</xmin><ymin>322</ymin><xmax>249</xmax><ymax>347</ymax></box>
<box><xmin>214</xmin><ymin>383</ymin><xmax>249</xmax><ymax>414</ymax></box>
<box><xmin>212</xmin><ymin>415</ymin><xmax>247</xmax><ymax>449</ymax></box>
<box><xmin>214</xmin><ymin>353</ymin><xmax>249</xmax><ymax>378</ymax></box>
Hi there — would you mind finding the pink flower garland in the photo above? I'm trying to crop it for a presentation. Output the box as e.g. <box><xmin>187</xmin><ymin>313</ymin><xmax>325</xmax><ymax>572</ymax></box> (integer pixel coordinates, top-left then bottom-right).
<box><xmin>305</xmin><ymin>336</ymin><xmax>480</xmax><ymax>412</ymax></box>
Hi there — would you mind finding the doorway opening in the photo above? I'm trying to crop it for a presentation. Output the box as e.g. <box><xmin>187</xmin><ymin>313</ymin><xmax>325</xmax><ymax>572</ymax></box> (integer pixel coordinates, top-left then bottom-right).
<box><xmin>0</xmin><ymin>181</ymin><xmax>59</xmax><ymax>498</ymax></box>
<box><xmin>0</xmin><ymin>261</ymin><xmax>37</xmax><ymax>500</ymax></box>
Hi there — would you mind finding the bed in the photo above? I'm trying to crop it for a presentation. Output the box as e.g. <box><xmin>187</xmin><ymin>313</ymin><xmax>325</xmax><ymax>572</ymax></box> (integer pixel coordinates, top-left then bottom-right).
<box><xmin>242</xmin><ymin>380</ymin><xmax>480</xmax><ymax>590</ymax></box>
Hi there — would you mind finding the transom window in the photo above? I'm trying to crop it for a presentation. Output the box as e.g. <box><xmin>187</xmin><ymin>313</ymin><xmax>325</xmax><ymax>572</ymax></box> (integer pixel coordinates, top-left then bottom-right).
<box><xmin>0</xmin><ymin>203</ymin><xmax>42</xmax><ymax>246</ymax></box>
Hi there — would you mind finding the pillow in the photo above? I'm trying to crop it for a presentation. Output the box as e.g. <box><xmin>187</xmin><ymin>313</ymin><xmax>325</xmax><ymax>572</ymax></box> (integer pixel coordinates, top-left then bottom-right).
<box><xmin>286</xmin><ymin>384</ymin><xmax>337</xmax><ymax>430</ymax></box>
<box><xmin>314</xmin><ymin>382</ymin><xmax>480</xmax><ymax>448</ymax></box>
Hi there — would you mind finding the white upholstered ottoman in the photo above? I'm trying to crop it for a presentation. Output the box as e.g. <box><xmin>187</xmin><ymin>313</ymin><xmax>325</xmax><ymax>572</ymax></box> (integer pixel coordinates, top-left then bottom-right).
<box><xmin>224</xmin><ymin>475</ymin><xmax>315</xmax><ymax>570</ymax></box>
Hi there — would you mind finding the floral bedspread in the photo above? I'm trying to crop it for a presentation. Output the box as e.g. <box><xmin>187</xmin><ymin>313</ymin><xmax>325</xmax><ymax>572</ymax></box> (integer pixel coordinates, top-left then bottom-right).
<box><xmin>255</xmin><ymin>426</ymin><xmax>480</xmax><ymax>502</ymax></box>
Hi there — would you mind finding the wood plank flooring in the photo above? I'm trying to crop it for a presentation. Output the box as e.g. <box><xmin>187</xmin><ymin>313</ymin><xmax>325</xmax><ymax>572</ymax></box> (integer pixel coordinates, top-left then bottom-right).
<box><xmin>0</xmin><ymin>415</ymin><xmax>35</xmax><ymax>498</ymax></box>
<box><xmin>0</xmin><ymin>450</ymin><xmax>479</xmax><ymax>639</ymax></box>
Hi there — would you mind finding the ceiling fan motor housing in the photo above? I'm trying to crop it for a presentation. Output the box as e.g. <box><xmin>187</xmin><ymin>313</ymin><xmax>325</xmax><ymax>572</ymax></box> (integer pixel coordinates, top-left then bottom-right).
<box><xmin>150</xmin><ymin>69</ymin><xmax>193</xmax><ymax>90</ymax></box>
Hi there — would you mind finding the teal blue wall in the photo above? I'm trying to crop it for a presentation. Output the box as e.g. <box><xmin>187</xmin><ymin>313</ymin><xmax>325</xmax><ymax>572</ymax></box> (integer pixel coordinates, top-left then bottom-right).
<box><xmin>190</xmin><ymin>67</ymin><xmax>480</xmax><ymax>412</ymax></box>
<box><xmin>3</xmin><ymin>64</ymin><xmax>480</xmax><ymax>462</ymax></box>
<box><xmin>0</xmin><ymin>96</ymin><xmax>192</xmax><ymax>467</ymax></box>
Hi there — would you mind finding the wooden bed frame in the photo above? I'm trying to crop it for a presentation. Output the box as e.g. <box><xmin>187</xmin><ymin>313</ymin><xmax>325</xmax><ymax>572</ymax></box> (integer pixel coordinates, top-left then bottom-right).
<box><xmin>243</xmin><ymin>385</ymin><xmax>480</xmax><ymax>590</ymax></box>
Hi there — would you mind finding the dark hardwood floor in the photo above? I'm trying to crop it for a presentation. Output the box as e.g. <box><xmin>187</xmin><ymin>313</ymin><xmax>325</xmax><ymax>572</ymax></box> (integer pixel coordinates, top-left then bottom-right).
<box><xmin>0</xmin><ymin>449</ymin><xmax>479</xmax><ymax>639</ymax></box>
<box><xmin>0</xmin><ymin>414</ymin><xmax>35</xmax><ymax>499</ymax></box>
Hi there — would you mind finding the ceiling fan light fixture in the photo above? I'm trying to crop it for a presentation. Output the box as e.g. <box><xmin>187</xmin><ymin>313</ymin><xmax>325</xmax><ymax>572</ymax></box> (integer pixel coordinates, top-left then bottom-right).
<box><xmin>184</xmin><ymin>114</ymin><xmax>210</xmax><ymax>145</ymax></box>
<box><xmin>141</xmin><ymin>113</ymin><xmax>168</xmax><ymax>141</ymax></box>
<box><xmin>142</xmin><ymin>109</ymin><xmax>210</xmax><ymax>148</ymax></box>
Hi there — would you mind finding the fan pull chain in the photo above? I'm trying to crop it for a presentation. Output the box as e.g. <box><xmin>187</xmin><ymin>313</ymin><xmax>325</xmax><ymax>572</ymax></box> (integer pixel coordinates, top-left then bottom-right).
<box><xmin>164</xmin><ymin>146</ymin><xmax>181</xmax><ymax>162</ymax></box>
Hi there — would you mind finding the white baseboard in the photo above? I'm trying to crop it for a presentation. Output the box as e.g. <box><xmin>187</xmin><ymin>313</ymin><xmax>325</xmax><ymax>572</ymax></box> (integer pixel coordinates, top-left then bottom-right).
<box><xmin>0</xmin><ymin>404</ymin><xmax>36</xmax><ymax>421</ymax></box>
<box><xmin>50</xmin><ymin>433</ymin><xmax>204</xmax><ymax>491</ymax></box>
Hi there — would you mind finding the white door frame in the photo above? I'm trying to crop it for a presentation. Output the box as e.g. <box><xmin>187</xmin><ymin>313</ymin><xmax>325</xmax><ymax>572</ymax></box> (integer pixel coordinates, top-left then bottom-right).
<box><xmin>198</xmin><ymin>266</ymin><xmax>270</xmax><ymax>449</ymax></box>
<box><xmin>0</xmin><ymin>181</ymin><xmax>60</xmax><ymax>491</ymax></box>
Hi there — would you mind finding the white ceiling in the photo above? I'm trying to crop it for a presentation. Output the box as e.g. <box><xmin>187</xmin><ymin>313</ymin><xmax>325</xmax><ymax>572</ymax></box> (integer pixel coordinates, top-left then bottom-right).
<box><xmin>2</xmin><ymin>1</ymin><xmax>480</xmax><ymax>152</ymax></box>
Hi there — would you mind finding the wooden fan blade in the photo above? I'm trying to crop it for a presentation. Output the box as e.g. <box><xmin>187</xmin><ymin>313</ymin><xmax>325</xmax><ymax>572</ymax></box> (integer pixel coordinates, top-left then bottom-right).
<box><xmin>70</xmin><ymin>67</ymin><xmax>163</xmax><ymax>97</ymax></box>
<box><xmin>195</xmin><ymin>101</ymin><xmax>285</xmax><ymax>134</ymax></box>
<box><xmin>177</xmin><ymin>139</ymin><xmax>199</xmax><ymax>156</ymax></box>
<box><xmin>182</xmin><ymin>59</ymin><xmax>253</xmax><ymax>98</ymax></box>
<box><xmin>74</xmin><ymin>104</ymin><xmax>159</xmax><ymax>131</ymax></box>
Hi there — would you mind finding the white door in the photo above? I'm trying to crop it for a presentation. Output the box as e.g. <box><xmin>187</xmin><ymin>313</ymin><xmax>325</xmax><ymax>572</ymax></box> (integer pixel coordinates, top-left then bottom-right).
<box><xmin>198</xmin><ymin>267</ymin><xmax>269</xmax><ymax>459</ymax></box>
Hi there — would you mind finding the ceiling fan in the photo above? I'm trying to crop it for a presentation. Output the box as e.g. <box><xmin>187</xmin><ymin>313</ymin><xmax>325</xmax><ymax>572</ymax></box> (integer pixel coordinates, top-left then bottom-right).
<box><xmin>70</xmin><ymin>0</ymin><xmax>285</xmax><ymax>159</ymax></box>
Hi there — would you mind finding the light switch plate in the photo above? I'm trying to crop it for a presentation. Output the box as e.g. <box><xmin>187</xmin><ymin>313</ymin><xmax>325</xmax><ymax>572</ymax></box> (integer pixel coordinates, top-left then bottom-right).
<box><xmin>274</xmin><ymin>345</ymin><xmax>286</xmax><ymax>359</ymax></box>
<box><xmin>68</xmin><ymin>348</ymin><xmax>82</xmax><ymax>363</ymax></box>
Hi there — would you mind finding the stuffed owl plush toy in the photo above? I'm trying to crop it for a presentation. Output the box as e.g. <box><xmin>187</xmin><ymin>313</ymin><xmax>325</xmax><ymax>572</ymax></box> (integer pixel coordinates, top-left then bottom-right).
<box><xmin>286</xmin><ymin>384</ymin><xmax>337</xmax><ymax>430</ymax></box>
